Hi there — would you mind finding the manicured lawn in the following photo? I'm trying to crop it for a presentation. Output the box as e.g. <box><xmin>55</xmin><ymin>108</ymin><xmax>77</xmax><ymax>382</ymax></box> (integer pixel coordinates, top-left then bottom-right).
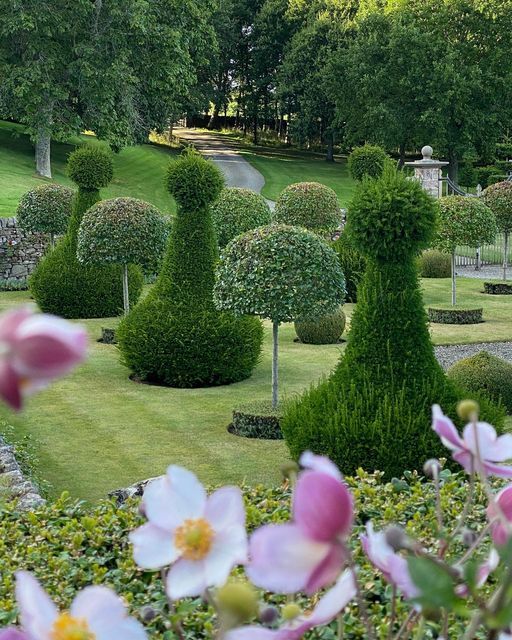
<box><xmin>0</xmin><ymin>121</ymin><xmax>176</xmax><ymax>216</ymax></box>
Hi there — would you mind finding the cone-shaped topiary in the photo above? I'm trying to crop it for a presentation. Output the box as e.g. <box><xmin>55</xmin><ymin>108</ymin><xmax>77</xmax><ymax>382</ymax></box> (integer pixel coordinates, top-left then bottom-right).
<box><xmin>117</xmin><ymin>148</ymin><xmax>263</xmax><ymax>387</ymax></box>
<box><xmin>282</xmin><ymin>167</ymin><xmax>504</xmax><ymax>478</ymax></box>
<box><xmin>210</xmin><ymin>187</ymin><xmax>272</xmax><ymax>248</ymax></box>
<box><xmin>16</xmin><ymin>183</ymin><xmax>75</xmax><ymax>246</ymax></box>
<box><xmin>272</xmin><ymin>182</ymin><xmax>341</xmax><ymax>235</ymax></box>
<box><xmin>30</xmin><ymin>146</ymin><xmax>143</xmax><ymax>319</ymax></box>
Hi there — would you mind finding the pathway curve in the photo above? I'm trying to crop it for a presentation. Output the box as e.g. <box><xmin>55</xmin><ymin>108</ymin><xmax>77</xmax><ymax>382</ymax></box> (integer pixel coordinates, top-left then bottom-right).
<box><xmin>174</xmin><ymin>128</ymin><xmax>274</xmax><ymax>208</ymax></box>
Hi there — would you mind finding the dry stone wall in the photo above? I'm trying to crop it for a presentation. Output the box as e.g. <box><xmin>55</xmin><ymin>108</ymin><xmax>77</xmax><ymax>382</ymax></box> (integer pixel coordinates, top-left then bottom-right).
<box><xmin>0</xmin><ymin>217</ymin><xmax>49</xmax><ymax>281</ymax></box>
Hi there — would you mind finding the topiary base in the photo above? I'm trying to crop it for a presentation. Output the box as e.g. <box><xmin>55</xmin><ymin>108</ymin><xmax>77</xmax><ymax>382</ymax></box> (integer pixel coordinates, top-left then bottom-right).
<box><xmin>230</xmin><ymin>401</ymin><xmax>284</xmax><ymax>439</ymax></box>
<box><xmin>484</xmin><ymin>282</ymin><xmax>512</xmax><ymax>295</ymax></box>
<box><xmin>428</xmin><ymin>307</ymin><xmax>483</xmax><ymax>324</ymax></box>
<box><xmin>100</xmin><ymin>327</ymin><xmax>117</xmax><ymax>344</ymax></box>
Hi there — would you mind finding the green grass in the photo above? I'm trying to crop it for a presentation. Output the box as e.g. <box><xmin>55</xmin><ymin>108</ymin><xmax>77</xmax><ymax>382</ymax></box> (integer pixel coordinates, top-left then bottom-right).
<box><xmin>0</xmin><ymin>121</ymin><xmax>176</xmax><ymax>216</ymax></box>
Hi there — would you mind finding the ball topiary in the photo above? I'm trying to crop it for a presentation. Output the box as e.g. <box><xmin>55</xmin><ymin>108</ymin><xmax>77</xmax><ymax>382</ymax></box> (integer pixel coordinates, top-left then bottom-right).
<box><xmin>117</xmin><ymin>148</ymin><xmax>263</xmax><ymax>387</ymax></box>
<box><xmin>331</xmin><ymin>232</ymin><xmax>366</xmax><ymax>302</ymax></box>
<box><xmin>482</xmin><ymin>181</ymin><xmax>512</xmax><ymax>280</ymax></box>
<box><xmin>16</xmin><ymin>183</ymin><xmax>74</xmax><ymax>244</ymax></box>
<box><xmin>272</xmin><ymin>182</ymin><xmax>341</xmax><ymax>234</ymax></box>
<box><xmin>67</xmin><ymin>145</ymin><xmax>114</xmax><ymax>190</ymax></box>
<box><xmin>30</xmin><ymin>146</ymin><xmax>143</xmax><ymax>319</ymax></box>
<box><xmin>294</xmin><ymin>307</ymin><xmax>346</xmax><ymax>344</ymax></box>
<box><xmin>448</xmin><ymin>351</ymin><xmax>512</xmax><ymax>413</ymax></box>
<box><xmin>348</xmin><ymin>144</ymin><xmax>389</xmax><ymax>181</ymax></box>
<box><xmin>418</xmin><ymin>249</ymin><xmax>452</xmax><ymax>278</ymax></box>
<box><xmin>282</xmin><ymin>166</ymin><xmax>504</xmax><ymax>479</ymax></box>
<box><xmin>210</xmin><ymin>188</ymin><xmax>271</xmax><ymax>248</ymax></box>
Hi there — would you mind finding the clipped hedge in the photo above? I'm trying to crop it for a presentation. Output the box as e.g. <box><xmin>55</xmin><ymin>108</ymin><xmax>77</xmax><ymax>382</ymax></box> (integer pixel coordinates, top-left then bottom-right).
<box><xmin>447</xmin><ymin>351</ymin><xmax>512</xmax><ymax>413</ymax></box>
<box><xmin>272</xmin><ymin>182</ymin><xmax>341</xmax><ymax>234</ymax></box>
<box><xmin>294</xmin><ymin>307</ymin><xmax>346</xmax><ymax>344</ymax></box>
<box><xmin>348</xmin><ymin>144</ymin><xmax>389</xmax><ymax>181</ymax></box>
<box><xmin>16</xmin><ymin>183</ymin><xmax>74</xmax><ymax>236</ymax></box>
<box><xmin>210</xmin><ymin>188</ymin><xmax>271</xmax><ymax>248</ymax></box>
<box><xmin>484</xmin><ymin>282</ymin><xmax>512</xmax><ymax>295</ymax></box>
<box><xmin>418</xmin><ymin>249</ymin><xmax>452</xmax><ymax>278</ymax></box>
<box><xmin>331</xmin><ymin>232</ymin><xmax>366</xmax><ymax>302</ymax></box>
<box><xmin>428</xmin><ymin>307</ymin><xmax>483</xmax><ymax>325</ymax></box>
<box><xmin>231</xmin><ymin>401</ymin><xmax>284</xmax><ymax>439</ymax></box>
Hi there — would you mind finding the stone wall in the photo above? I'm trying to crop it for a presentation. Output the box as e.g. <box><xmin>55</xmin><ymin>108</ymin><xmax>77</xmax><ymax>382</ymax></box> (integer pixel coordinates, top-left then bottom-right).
<box><xmin>0</xmin><ymin>435</ymin><xmax>45</xmax><ymax>510</ymax></box>
<box><xmin>0</xmin><ymin>217</ymin><xmax>49</xmax><ymax>281</ymax></box>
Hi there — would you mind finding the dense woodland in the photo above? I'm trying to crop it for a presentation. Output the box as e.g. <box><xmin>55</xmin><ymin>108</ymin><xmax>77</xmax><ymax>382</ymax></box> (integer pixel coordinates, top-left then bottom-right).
<box><xmin>1</xmin><ymin>0</ymin><xmax>512</xmax><ymax>181</ymax></box>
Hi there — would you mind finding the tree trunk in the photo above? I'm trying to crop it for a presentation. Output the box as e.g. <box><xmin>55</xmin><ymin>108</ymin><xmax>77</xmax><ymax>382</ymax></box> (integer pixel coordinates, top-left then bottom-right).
<box><xmin>504</xmin><ymin>231</ymin><xmax>509</xmax><ymax>282</ymax></box>
<box><xmin>50</xmin><ymin>232</ymin><xmax>55</xmax><ymax>248</ymax></box>
<box><xmin>208</xmin><ymin>105</ymin><xmax>220</xmax><ymax>130</ymax></box>
<box><xmin>448</xmin><ymin>149</ymin><xmax>459</xmax><ymax>184</ymax></box>
<box><xmin>272</xmin><ymin>321</ymin><xmax>279</xmax><ymax>409</ymax></box>
<box><xmin>326</xmin><ymin>133</ymin><xmax>335</xmax><ymax>163</ymax></box>
<box><xmin>122</xmin><ymin>264</ymin><xmax>130</xmax><ymax>314</ymax></box>
<box><xmin>398</xmin><ymin>142</ymin><xmax>406</xmax><ymax>168</ymax></box>
<box><xmin>35</xmin><ymin>130</ymin><xmax>52</xmax><ymax>178</ymax></box>
<box><xmin>451</xmin><ymin>250</ymin><xmax>457</xmax><ymax>306</ymax></box>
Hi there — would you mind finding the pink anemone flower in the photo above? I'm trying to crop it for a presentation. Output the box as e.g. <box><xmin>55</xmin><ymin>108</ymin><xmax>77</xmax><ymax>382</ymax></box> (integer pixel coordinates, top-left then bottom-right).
<box><xmin>247</xmin><ymin>452</ymin><xmax>353</xmax><ymax>595</ymax></box>
<box><xmin>130</xmin><ymin>465</ymin><xmax>248</xmax><ymax>600</ymax></box>
<box><xmin>360</xmin><ymin>523</ymin><xmax>418</xmax><ymax>599</ymax></box>
<box><xmin>15</xmin><ymin>571</ymin><xmax>146</xmax><ymax>640</ymax></box>
<box><xmin>225</xmin><ymin>569</ymin><xmax>356</xmax><ymax>640</ymax></box>
<box><xmin>488</xmin><ymin>485</ymin><xmax>512</xmax><ymax>546</ymax></box>
<box><xmin>0</xmin><ymin>631</ymin><xmax>27</xmax><ymax>640</ymax></box>
<box><xmin>432</xmin><ymin>405</ymin><xmax>512</xmax><ymax>478</ymax></box>
<box><xmin>455</xmin><ymin>549</ymin><xmax>499</xmax><ymax>597</ymax></box>
<box><xmin>0</xmin><ymin>306</ymin><xmax>87</xmax><ymax>410</ymax></box>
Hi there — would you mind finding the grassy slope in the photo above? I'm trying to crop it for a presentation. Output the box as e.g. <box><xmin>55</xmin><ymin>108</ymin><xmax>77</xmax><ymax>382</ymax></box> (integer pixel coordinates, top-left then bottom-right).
<box><xmin>0</xmin><ymin>121</ymin><xmax>176</xmax><ymax>216</ymax></box>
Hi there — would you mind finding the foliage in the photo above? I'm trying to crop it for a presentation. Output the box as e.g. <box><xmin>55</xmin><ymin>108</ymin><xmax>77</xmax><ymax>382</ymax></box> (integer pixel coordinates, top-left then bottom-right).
<box><xmin>482</xmin><ymin>181</ymin><xmax>512</xmax><ymax>233</ymax></box>
<box><xmin>0</xmin><ymin>278</ymin><xmax>28</xmax><ymax>292</ymax></box>
<box><xmin>331</xmin><ymin>232</ymin><xmax>366</xmax><ymax>302</ymax></box>
<box><xmin>67</xmin><ymin>146</ymin><xmax>114</xmax><ymax>191</ymax></box>
<box><xmin>294</xmin><ymin>307</ymin><xmax>346</xmax><ymax>344</ymax></box>
<box><xmin>231</xmin><ymin>401</ymin><xmax>283</xmax><ymax>439</ymax></box>
<box><xmin>484</xmin><ymin>281</ymin><xmax>512</xmax><ymax>295</ymax></box>
<box><xmin>214</xmin><ymin>224</ymin><xmax>345</xmax><ymax>324</ymax></box>
<box><xmin>272</xmin><ymin>182</ymin><xmax>341</xmax><ymax>233</ymax></box>
<box><xmin>77</xmin><ymin>197</ymin><xmax>169</xmax><ymax>272</ymax></box>
<box><xmin>448</xmin><ymin>351</ymin><xmax>512</xmax><ymax>413</ymax></box>
<box><xmin>348</xmin><ymin>144</ymin><xmax>389</xmax><ymax>181</ymax></box>
<box><xmin>118</xmin><ymin>149</ymin><xmax>263</xmax><ymax>387</ymax></box>
<box><xmin>210</xmin><ymin>187</ymin><xmax>271</xmax><ymax>248</ymax></box>
<box><xmin>434</xmin><ymin>196</ymin><xmax>497</xmax><ymax>253</ymax></box>
<box><xmin>428</xmin><ymin>307</ymin><xmax>483</xmax><ymax>325</ymax></box>
<box><xmin>476</xmin><ymin>166</ymin><xmax>502</xmax><ymax>189</ymax></box>
<box><xmin>418</xmin><ymin>249</ymin><xmax>452</xmax><ymax>278</ymax></box>
<box><xmin>16</xmin><ymin>184</ymin><xmax>74</xmax><ymax>235</ymax></box>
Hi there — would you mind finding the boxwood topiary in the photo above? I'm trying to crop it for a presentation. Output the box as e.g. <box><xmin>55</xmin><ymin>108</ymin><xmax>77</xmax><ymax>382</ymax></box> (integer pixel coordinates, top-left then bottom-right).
<box><xmin>117</xmin><ymin>148</ymin><xmax>263</xmax><ymax>387</ymax></box>
<box><xmin>428</xmin><ymin>307</ymin><xmax>483</xmax><ymax>324</ymax></box>
<box><xmin>447</xmin><ymin>351</ymin><xmax>512</xmax><ymax>413</ymax></box>
<box><xmin>16</xmin><ymin>183</ymin><xmax>74</xmax><ymax>244</ymax></box>
<box><xmin>484</xmin><ymin>281</ymin><xmax>512</xmax><ymax>295</ymax></box>
<box><xmin>210</xmin><ymin>187</ymin><xmax>271</xmax><ymax>248</ymax></box>
<box><xmin>331</xmin><ymin>232</ymin><xmax>366</xmax><ymax>302</ymax></box>
<box><xmin>30</xmin><ymin>146</ymin><xmax>143</xmax><ymax>319</ymax></box>
<box><xmin>418</xmin><ymin>249</ymin><xmax>452</xmax><ymax>278</ymax></box>
<box><xmin>294</xmin><ymin>307</ymin><xmax>346</xmax><ymax>344</ymax></box>
<box><xmin>231</xmin><ymin>401</ymin><xmax>284</xmax><ymax>439</ymax></box>
<box><xmin>348</xmin><ymin>144</ymin><xmax>389</xmax><ymax>181</ymax></box>
<box><xmin>282</xmin><ymin>166</ymin><xmax>504</xmax><ymax>479</ymax></box>
<box><xmin>272</xmin><ymin>182</ymin><xmax>341</xmax><ymax>234</ymax></box>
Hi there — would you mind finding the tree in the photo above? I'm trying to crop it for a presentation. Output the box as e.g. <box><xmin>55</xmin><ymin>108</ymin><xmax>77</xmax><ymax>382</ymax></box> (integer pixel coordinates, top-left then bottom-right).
<box><xmin>214</xmin><ymin>224</ymin><xmax>345</xmax><ymax>408</ymax></box>
<box><xmin>434</xmin><ymin>196</ymin><xmax>497</xmax><ymax>305</ymax></box>
<box><xmin>16</xmin><ymin>184</ymin><xmax>74</xmax><ymax>247</ymax></box>
<box><xmin>482</xmin><ymin>182</ymin><xmax>512</xmax><ymax>281</ymax></box>
<box><xmin>77</xmin><ymin>198</ymin><xmax>169</xmax><ymax>314</ymax></box>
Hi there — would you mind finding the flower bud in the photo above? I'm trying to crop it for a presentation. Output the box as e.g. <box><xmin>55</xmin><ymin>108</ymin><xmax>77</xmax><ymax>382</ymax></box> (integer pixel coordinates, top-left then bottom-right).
<box><xmin>259</xmin><ymin>606</ymin><xmax>279</xmax><ymax>626</ymax></box>
<box><xmin>384</xmin><ymin>525</ymin><xmax>408</xmax><ymax>551</ymax></box>
<box><xmin>280</xmin><ymin>461</ymin><xmax>299</xmax><ymax>481</ymax></box>
<box><xmin>140</xmin><ymin>606</ymin><xmax>157</xmax><ymax>623</ymax></box>
<box><xmin>423</xmin><ymin>459</ymin><xmax>441</xmax><ymax>478</ymax></box>
<box><xmin>457</xmin><ymin>400</ymin><xmax>479</xmax><ymax>422</ymax></box>
<box><xmin>461</xmin><ymin>528</ymin><xmax>477</xmax><ymax>547</ymax></box>
<box><xmin>217</xmin><ymin>581</ymin><xmax>259</xmax><ymax>623</ymax></box>
<box><xmin>281</xmin><ymin>603</ymin><xmax>302</xmax><ymax>621</ymax></box>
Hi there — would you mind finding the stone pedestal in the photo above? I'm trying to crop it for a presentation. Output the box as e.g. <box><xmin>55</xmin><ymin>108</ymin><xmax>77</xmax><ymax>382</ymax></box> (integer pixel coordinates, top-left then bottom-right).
<box><xmin>405</xmin><ymin>146</ymin><xmax>448</xmax><ymax>199</ymax></box>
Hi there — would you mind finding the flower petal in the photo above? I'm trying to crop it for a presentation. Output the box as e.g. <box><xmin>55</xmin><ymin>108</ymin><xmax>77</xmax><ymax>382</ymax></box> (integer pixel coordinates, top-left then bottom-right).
<box><xmin>0</xmin><ymin>360</ymin><xmax>22</xmax><ymax>411</ymax></box>
<box><xmin>388</xmin><ymin>555</ymin><xmax>418</xmax><ymax>599</ymax></box>
<box><xmin>246</xmin><ymin>524</ymin><xmax>331</xmax><ymax>594</ymax></box>
<box><xmin>205</xmin><ymin>486</ymin><xmax>245</xmax><ymax>533</ymax></box>
<box><xmin>15</xmin><ymin>572</ymin><xmax>58</xmax><ymax>639</ymax></box>
<box><xmin>129</xmin><ymin>523</ymin><xmax>179</xmax><ymax>569</ymax></box>
<box><xmin>0</xmin><ymin>629</ymin><xmax>28</xmax><ymax>640</ymax></box>
<box><xmin>202</xmin><ymin>525</ymin><xmax>248</xmax><ymax>587</ymax></box>
<box><xmin>432</xmin><ymin>405</ymin><xmax>464</xmax><ymax>451</ymax></box>
<box><xmin>225</xmin><ymin>627</ymin><xmax>283</xmax><ymax>640</ymax></box>
<box><xmin>360</xmin><ymin>523</ymin><xmax>394</xmax><ymax>581</ymax></box>
<box><xmin>482</xmin><ymin>461</ymin><xmax>512</xmax><ymax>479</ymax></box>
<box><xmin>165</xmin><ymin>558</ymin><xmax>208</xmax><ymax>600</ymax></box>
<box><xmin>299</xmin><ymin>452</ymin><xmax>343</xmax><ymax>481</ymax></box>
<box><xmin>0</xmin><ymin>307</ymin><xmax>33</xmax><ymax>343</ymax></box>
<box><xmin>462</xmin><ymin>422</ymin><xmax>501</xmax><ymax>461</ymax></box>
<box><xmin>71</xmin><ymin>586</ymin><xmax>126</xmax><ymax>627</ymax></box>
<box><xmin>309</xmin><ymin>569</ymin><xmax>356</xmax><ymax>626</ymax></box>
<box><xmin>305</xmin><ymin>543</ymin><xmax>346</xmax><ymax>594</ymax></box>
<box><xmin>93</xmin><ymin>619</ymin><xmax>147</xmax><ymax>640</ymax></box>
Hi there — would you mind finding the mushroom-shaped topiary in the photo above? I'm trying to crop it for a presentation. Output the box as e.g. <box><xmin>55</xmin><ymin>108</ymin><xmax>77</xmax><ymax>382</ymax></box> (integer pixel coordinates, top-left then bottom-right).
<box><xmin>77</xmin><ymin>198</ymin><xmax>169</xmax><ymax>313</ymax></box>
<box><xmin>16</xmin><ymin>184</ymin><xmax>75</xmax><ymax>246</ymax></box>
<box><xmin>272</xmin><ymin>182</ymin><xmax>341</xmax><ymax>235</ymax></box>
<box><xmin>482</xmin><ymin>181</ymin><xmax>512</xmax><ymax>281</ymax></box>
<box><xmin>348</xmin><ymin>144</ymin><xmax>389</xmax><ymax>181</ymax></box>
<box><xmin>214</xmin><ymin>224</ymin><xmax>345</xmax><ymax>407</ymax></box>
<box><xmin>67</xmin><ymin>145</ymin><xmax>114</xmax><ymax>191</ymax></box>
<box><xmin>210</xmin><ymin>188</ymin><xmax>272</xmax><ymax>248</ymax></box>
<box><xmin>434</xmin><ymin>196</ymin><xmax>497</xmax><ymax>304</ymax></box>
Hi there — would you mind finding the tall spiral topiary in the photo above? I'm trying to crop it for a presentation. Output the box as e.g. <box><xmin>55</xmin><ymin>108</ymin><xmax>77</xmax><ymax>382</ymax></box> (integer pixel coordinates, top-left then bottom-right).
<box><xmin>272</xmin><ymin>182</ymin><xmax>341</xmax><ymax>235</ymax></box>
<box><xmin>282</xmin><ymin>166</ymin><xmax>504</xmax><ymax>478</ymax></box>
<box><xmin>482</xmin><ymin>181</ymin><xmax>512</xmax><ymax>281</ymax></box>
<box><xmin>117</xmin><ymin>149</ymin><xmax>263</xmax><ymax>387</ymax></box>
<box><xmin>16</xmin><ymin>183</ymin><xmax>75</xmax><ymax>246</ymax></box>
<box><xmin>30</xmin><ymin>146</ymin><xmax>143</xmax><ymax>319</ymax></box>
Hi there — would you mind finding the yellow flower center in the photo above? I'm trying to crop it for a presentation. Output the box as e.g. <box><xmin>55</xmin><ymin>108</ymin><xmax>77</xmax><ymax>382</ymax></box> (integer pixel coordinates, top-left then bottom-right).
<box><xmin>174</xmin><ymin>517</ymin><xmax>214</xmax><ymax>560</ymax></box>
<box><xmin>51</xmin><ymin>613</ymin><xmax>95</xmax><ymax>640</ymax></box>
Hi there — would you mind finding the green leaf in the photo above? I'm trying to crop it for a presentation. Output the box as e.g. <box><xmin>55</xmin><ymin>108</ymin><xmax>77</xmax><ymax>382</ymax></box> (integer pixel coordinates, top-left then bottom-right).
<box><xmin>408</xmin><ymin>556</ymin><xmax>460</xmax><ymax>611</ymax></box>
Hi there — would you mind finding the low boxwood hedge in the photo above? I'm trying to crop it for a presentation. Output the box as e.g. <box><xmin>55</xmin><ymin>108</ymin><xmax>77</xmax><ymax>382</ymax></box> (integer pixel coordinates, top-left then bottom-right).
<box><xmin>231</xmin><ymin>401</ymin><xmax>283</xmax><ymax>439</ymax></box>
<box><xmin>428</xmin><ymin>307</ymin><xmax>483</xmax><ymax>324</ymax></box>
<box><xmin>294</xmin><ymin>307</ymin><xmax>346</xmax><ymax>344</ymax></box>
<box><xmin>484</xmin><ymin>281</ymin><xmax>512</xmax><ymax>295</ymax></box>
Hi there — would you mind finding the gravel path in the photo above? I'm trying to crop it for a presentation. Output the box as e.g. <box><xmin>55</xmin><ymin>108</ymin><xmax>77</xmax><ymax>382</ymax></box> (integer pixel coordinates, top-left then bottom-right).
<box><xmin>435</xmin><ymin>341</ymin><xmax>512</xmax><ymax>369</ymax></box>
<box><xmin>174</xmin><ymin>128</ymin><xmax>274</xmax><ymax>208</ymax></box>
<box><xmin>456</xmin><ymin>264</ymin><xmax>505</xmax><ymax>280</ymax></box>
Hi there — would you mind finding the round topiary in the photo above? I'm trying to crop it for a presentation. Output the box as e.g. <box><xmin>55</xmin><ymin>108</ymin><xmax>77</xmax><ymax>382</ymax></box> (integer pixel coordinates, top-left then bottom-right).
<box><xmin>331</xmin><ymin>232</ymin><xmax>366</xmax><ymax>302</ymax></box>
<box><xmin>117</xmin><ymin>148</ymin><xmax>263</xmax><ymax>387</ymax></box>
<box><xmin>482</xmin><ymin>181</ymin><xmax>512</xmax><ymax>281</ymax></box>
<box><xmin>272</xmin><ymin>182</ymin><xmax>341</xmax><ymax>234</ymax></box>
<box><xmin>295</xmin><ymin>307</ymin><xmax>346</xmax><ymax>344</ymax></box>
<box><xmin>418</xmin><ymin>249</ymin><xmax>452</xmax><ymax>278</ymax></box>
<box><xmin>348</xmin><ymin>144</ymin><xmax>389</xmax><ymax>181</ymax></box>
<box><xmin>447</xmin><ymin>351</ymin><xmax>512</xmax><ymax>413</ymax></box>
<box><xmin>67</xmin><ymin>145</ymin><xmax>114</xmax><ymax>190</ymax></box>
<box><xmin>16</xmin><ymin>184</ymin><xmax>74</xmax><ymax>242</ymax></box>
<box><xmin>210</xmin><ymin>188</ymin><xmax>271</xmax><ymax>248</ymax></box>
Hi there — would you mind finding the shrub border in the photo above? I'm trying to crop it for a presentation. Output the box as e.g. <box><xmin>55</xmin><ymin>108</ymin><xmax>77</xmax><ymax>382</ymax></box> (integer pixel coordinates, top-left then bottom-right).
<box><xmin>428</xmin><ymin>307</ymin><xmax>484</xmax><ymax>325</ymax></box>
<box><xmin>483</xmin><ymin>282</ymin><xmax>512</xmax><ymax>295</ymax></box>
<box><xmin>230</xmin><ymin>402</ymin><xmax>284</xmax><ymax>440</ymax></box>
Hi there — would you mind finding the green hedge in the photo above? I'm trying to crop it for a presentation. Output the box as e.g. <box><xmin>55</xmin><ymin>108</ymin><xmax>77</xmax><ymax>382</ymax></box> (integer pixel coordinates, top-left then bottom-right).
<box><xmin>348</xmin><ymin>144</ymin><xmax>389</xmax><ymax>181</ymax></box>
<box><xmin>418</xmin><ymin>249</ymin><xmax>451</xmax><ymax>278</ymax></box>
<box><xmin>231</xmin><ymin>401</ymin><xmax>284</xmax><ymax>439</ymax></box>
<box><xmin>272</xmin><ymin>182</ymin><xmax>341</xmax><ymax>234</ymax></box>
<box><xmin>331</xmin><ymin>233</ymin><xmax>366</xmax><ymax>302</ymax></box>
<box><xmin>428</xmin><ymin>307</ymin><xmax>483</xmax><ymax>324</ymax></box>
<box><xmin>294</xmin><ymin>308</ymin><xmax>346</xmax><ymax>344</ymax></box>
<box><xmin>484</xmin><ymin>282</ymin><xmax>512</xmax><ymax>295</ymax></box>
<box><xmin>211</xmin><ymin>188</ymin><xmax>271</xmax><ymax>248</ymax></box>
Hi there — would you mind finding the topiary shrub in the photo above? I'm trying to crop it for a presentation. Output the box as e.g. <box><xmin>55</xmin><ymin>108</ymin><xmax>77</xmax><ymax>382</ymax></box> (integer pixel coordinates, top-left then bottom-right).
<box><xmin>294</xmin><ymin>307</ymin><xmax>346</xmax><ymax>344</ymax></box>
<box><xmin>30</xmin><ymin>146</ymin><xmax>143</xmax><ymax>319</ymax></box>
<box><xmin>428</xmin><ymin>307</ymin><xmax>483</xmax><ymax>324</ymax></box>
<box><xmin>282</xmin><ymin>166</ymin><xmax>504</xmax><ymax>479</ymax></box>
<box><xmin>117</xmin><ymin>148</ymin><xmax>263</xmax><ymax>387</ymax></box>
<box><xmin>231</xmin><ymin>401</ymin><xmax>283</xmax><ymax>439</ymax></box>
<box><xmin>447</xmin><ymin>351</ymin><xmax>512</xmax><ymax>413</ymax></box>
<box><xmin>16</xmin><ymin>183</ymin><xmax>74</xmax><ymax>245</ymax></box>
<box><xmin>482</xmin><ymin>181</ymin><xmax>512</xmax><ymax>281</ymax></box>
<box><xmin>348</xmin><ymin>144</ymin><xmax>389</xmax><ymax>181</ymax></box>
<box><xmin>272</xmin><ymin>182</ymin><xmax>341</xmax><ymax>234</ymax></box>
<box><xmin>331</xmin><ymin>232</ymin><xmax>366</xmax><ymax>302</ymax></box>
<box><xmin>210</xmin><ymin>188</ymin><xmax>271</xmax><ymax>248</ymax></box>
<box><xmin>484</xmin><ymin>281</ymin><xmax>512</xmax><ymax>295</ymax></box>
<box><xmin>418</xmin><ymin>249</ymin><xmax>452</xmax><ymax>278</ymax></box>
